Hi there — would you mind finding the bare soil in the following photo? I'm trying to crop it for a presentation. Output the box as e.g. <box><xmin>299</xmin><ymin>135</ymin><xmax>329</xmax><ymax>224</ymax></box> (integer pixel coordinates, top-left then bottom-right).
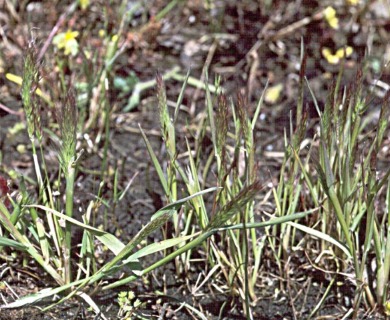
<box><xmin>0</xmin><ymin>1</ymin><xmax>389</xmax><ymax>319</ymax></box>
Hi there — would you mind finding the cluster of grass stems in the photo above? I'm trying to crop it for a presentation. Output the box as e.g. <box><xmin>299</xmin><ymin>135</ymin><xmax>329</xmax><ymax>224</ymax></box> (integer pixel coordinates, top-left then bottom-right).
<box><xmin>0</xmin><ymin>5</ymin><xmax>389</xmax><ymax>320</ymax></box>
<box><xmin>0</xmin><ymin>41</ymin><xmax>313</xmax><ymax>320</ymax></box>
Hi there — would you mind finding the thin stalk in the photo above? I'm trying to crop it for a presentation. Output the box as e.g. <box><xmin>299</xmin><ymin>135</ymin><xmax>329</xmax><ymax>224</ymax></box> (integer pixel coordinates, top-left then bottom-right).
<box><xmin>100</xmin><ymin>87</ymin><xmax>111</xmax><ymax>180</ymax></box>
<box><xmin>38</xmin><ymin>143</ymin><xmax>62</xmax><ymax>258</ymax></box>
<box><xmin>29</xmin><ymin>140</ymin><xmax>52</xmax><ymax>261</ymax></box>
<box><xmin>64</xmin><ymin>162</ymin><xmax>76</xmax><ymax>284</ymax></box>
<box><xmin>381</xmin><ymin>179</ymin><xmax>390</xmax><ymax>304</ymax></box>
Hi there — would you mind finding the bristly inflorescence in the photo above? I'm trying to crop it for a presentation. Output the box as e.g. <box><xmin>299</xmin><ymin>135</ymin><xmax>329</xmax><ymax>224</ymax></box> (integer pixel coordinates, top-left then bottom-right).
<box><xmin>57</xmin><ymin>90</ymin><xmax>78</xmax><ymax>171</ymax></box>
<box><xmin>236</xmin><ymin>91</ymin><xmax>250</xmax><ymax>142</ymax></box>
<box><xmin>156</xmin><ymin>71</ymin><xmax>176</xmax><ymax>158</ymax></box>
<box><xmin>208</xmin><ymin>181</ymin><xmax>263</xmax><ymax>230</ymax></box>
<box><xmin>21</xmin><ymin>43</ymin><xmax>43</xmax><ymax>141</ymax></box>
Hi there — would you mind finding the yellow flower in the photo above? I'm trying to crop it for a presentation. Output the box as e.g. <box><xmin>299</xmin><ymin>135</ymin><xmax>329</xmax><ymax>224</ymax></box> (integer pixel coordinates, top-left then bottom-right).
<box><xmin>347</xmin><ymin>0</ymin><xmax>359</xmax><ymax>5</ymax></box>
<box><xmin>79</xmin><ymin>0</ymin><xmax>90</xmax><ymax>10</ymax></box>
<box><xmin>384</xmin><ymin>300</ymin><xmax>390</xmax><ymax>315</ymax></box>
<box><xmin>111</xmin><ymin>34</ymin><xmax>118</xmax><ymax>43</ymax></box>
<box><xmin>5</xmin><ymin>73</ymin><xmax>50</xmax><ymax>101</ymax></box>
<box><xmin>324</xmin><ymin>6</ymin><xmax>339</xmax><ymax>29</ymax></box>
<box><xmin>53</xmin><ymin>30</ymin><xmax>80</xmax><ymax>56</ymax></box>
<box><xmin>335</xmin><ymin>46</ymin><xmax>353</xmax><ymax>58</ymax></box>
<box><xmin>322</xmin><ymin>48</ymin><xmax>339</xmax><ymax>64</ymax></box>
<box><xmin>322</xmin><ymin>46</ymin><xmax>353</xmax><ymax>64</ymax></box>
<box><xmin>264</xmin><ymin>83</ymin><xmax>283</xmax><ymax>104</ymax></box>
<box><xmin>98</xmin><ymin>29</ymin><xmax>106</xmax><ymax>38</ymax></box>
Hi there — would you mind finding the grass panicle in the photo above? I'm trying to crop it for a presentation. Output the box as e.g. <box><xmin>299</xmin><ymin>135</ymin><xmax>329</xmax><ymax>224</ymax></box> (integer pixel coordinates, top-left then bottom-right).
<box><xmin>22</xmin><ymin>44</ymin><xmax>42</xmax><ymax>141</ymax></box>
<box><xmin>57</xmin><ymin>90</ymin><xmax>78</xmax><ymax>172</ymax></box>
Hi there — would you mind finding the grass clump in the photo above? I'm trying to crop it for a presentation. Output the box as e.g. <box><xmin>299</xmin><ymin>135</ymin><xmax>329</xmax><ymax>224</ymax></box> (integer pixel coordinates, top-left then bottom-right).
<box><xmin>0</xmin><ymin>35</ymin><xmax>311</xmax><ymax>318</ymax></box>
<box><xmin>140</xmin><ymin>72</ymin><xmax>318</xmax><ymax>318</ymax></box>
<box><xmin>1</xmin><ymin>38</ymin><xmax>389</xmax><ymax>319</ymax></box>
<box><xmin>309</xmin><ymin>68</ymin><xmax>390</xmax><ymax>316</ymax></box>
<box><xmin>1</xmin><ymin>2</ymin><xmax>390</xmax><ymax>319</ymax></box>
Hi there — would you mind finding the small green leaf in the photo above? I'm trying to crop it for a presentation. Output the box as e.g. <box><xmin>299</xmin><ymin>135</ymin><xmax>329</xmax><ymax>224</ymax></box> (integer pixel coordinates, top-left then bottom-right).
<box><xmin>151</xmin><ymin>187</ymin><xmax>220</xmax><ymax>221</ymax></box>
<box><xmin>0</xmin><ymin>237</ymin><xmax>27</xmax><ymax>251</ymax></box>
<box><xmin>287</xmin><ymin>222</ymin><xmax>351</xmax><ymax>258</ymax></box>
<box><xmin>124</xmin><ymin>233</ymin><xmax>196</xmax><ymax>262</ymax></box>
<box><xmin>139</xmin><ymin>124</ymin><xmax>169</xmax><ymax>195</ymax></box>
<box><xmin>24</xmin><ymin>205</ymin><xmax>125</xmax><ymax>255</ymax></box>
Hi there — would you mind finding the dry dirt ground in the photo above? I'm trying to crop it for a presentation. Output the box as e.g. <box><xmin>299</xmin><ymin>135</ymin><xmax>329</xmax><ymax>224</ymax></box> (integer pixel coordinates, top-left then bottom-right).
<box><xmin>0</xmin><ymin>1</ymin><xmax>390</xmax><ymax>319</ymax></box>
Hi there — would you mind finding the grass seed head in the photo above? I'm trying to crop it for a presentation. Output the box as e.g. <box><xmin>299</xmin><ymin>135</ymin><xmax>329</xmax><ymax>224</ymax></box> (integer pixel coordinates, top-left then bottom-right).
<box><xmin>236</xmin><ymin>91</ymin><xmax>250</xmax><ymax>140</ymax></box>
<box><xmin>208</xmin><ymin>181</ymin><xmax>263</xmax><ymax>229</ymax></box>
<box><xmin>21</xmin><ymin>44</ymin><xmax>42</xmax><ymax>140</ymax></box>
<box><xmin>156</xmin><ymin>71</ymin><xmax>175</xmax><ymax>155</ymax></box>
<box><xmin>57</xmin><ymin>90</ymin><xmax>77</xmax><ymax>170</ymax></box>
<box><xmin>156</xmin><ymin>71</ymin><xmax>168</xmax><ymax>131</ymax></box>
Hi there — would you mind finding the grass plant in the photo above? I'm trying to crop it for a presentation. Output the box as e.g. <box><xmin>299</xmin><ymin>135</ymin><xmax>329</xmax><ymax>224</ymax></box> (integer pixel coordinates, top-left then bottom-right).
<box><xmin>0</xmin><ymin>1</ymin><xmax>389</xmax><ymax>319</ymax></box>
<box><xmin>140</xmin><ymin>71</ymin><xmax>321</xmax><ymax>318</ymax></box>
<box><xmin>0</xmin><ymin>42</ymin><xmax>315</xmax><ymax>319</ymax></box>
<box><xmin>306</xmin><ymin>68</ymin><xmax>390</xmax><ymax>316</ymax></box>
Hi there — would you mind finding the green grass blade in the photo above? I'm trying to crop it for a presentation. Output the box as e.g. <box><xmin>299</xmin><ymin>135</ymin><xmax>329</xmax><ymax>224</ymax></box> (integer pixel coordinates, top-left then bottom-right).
<box><xmin>251</xmin><ymin>79</ymin><xmax>268</xmax><ymax>131</ymax></box>
<box><xmin>287</xmin><ymin>222</ymin><xmax>351</xmax><ymax>258</ymax></box>
<box><xmin>173</xmin><ymin>68</ymin><xmax>190</xmax><ymax>124</ymax></box>
<box><xmin>0</xmin><ymin>237</ymin><xmax>28</xmax><ymax>250</ymax></box>
<box><xmin>151</xmin><ymin>186</ymin><xmax>220</xmax><ymax>220</ymax></box>
<box><xmin>305</xmin><ymin>76</ymin><xmax>322</xmax><ymax>119</ymax></box>
<box><xmin>205</xmin><ymin>71</ymin><xmax>217</xmax><ymax>154</ymax></box>
<box><xmin>139</xmin><ymin>124</ymin><xmax>169</xmax><ymax>195</ymax></box>
<box><xmin>124</xmin><ymin>233</ymin><xmax>196</xmax><ymax>262</ymax></box>
<box><xmin>25</xmin><ymin>205</ymin><xmax>125</xmax><ymax>255</ymax></box>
